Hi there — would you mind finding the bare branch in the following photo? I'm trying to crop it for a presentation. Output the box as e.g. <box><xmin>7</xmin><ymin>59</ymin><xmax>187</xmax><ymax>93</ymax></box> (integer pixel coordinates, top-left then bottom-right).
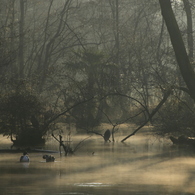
<box><xmin>121</xmin><ymin>89</ymin><xmax>172</xmax><ymax>142</ymax></box>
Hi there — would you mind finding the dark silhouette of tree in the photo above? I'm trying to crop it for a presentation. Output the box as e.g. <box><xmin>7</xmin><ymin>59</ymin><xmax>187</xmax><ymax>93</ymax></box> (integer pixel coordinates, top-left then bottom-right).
<box><xmin>159</xmin><ymin>0</ymin><xmax>195</xmax><ymax>101</ymax></box>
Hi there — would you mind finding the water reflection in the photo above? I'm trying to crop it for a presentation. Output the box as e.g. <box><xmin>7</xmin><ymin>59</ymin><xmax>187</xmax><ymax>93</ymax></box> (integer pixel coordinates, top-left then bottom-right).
<box><xmin>0</xmin><ymin>131</ymin><xmax>195</xmax><ymax>195</ymax></box>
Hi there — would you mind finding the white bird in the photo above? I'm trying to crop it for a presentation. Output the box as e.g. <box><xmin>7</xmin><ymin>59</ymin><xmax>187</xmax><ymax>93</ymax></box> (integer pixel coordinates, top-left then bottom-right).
<box><xmin>20</xmin><ymin>151</ymin><xmax>30</xmax><ymax>162</ymax></box>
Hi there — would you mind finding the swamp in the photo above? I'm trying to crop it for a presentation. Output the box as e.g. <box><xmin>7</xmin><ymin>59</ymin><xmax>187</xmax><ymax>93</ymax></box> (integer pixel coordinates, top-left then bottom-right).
<box><xmin>1</xmin><ymin>1</ymin><xmax>195</xmax><ymax>194</ymax></box>
<box><xmin>0</xmin><ymin>124</ymin><xmax>195</xmax><ymax>195</ymax></box>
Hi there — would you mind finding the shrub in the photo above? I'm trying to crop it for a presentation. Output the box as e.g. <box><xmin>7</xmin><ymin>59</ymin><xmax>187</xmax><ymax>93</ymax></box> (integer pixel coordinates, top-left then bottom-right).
<box><xmin>0</xmin><ymin>90</ymin><xmax>47</xmax><ymax>146</ymax></box>
<box><xmin>154</xmin><ymin>98</ymin><xmax>195</xmax><ymax>137</ymax></box>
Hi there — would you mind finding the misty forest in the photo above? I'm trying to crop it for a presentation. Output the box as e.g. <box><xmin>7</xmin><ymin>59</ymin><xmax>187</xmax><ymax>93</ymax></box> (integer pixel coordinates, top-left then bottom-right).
<box><xmin>1</xmin><ymin>0</ymin><xmax>195</xmax><ymax>194</ymax></box>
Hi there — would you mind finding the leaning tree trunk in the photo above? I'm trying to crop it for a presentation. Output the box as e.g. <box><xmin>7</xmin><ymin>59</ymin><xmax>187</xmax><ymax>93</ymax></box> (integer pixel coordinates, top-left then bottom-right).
<box><xmin>159</xmin><ymin>0</ymin><xmax>195</xmax><ymax>101</ymax></box>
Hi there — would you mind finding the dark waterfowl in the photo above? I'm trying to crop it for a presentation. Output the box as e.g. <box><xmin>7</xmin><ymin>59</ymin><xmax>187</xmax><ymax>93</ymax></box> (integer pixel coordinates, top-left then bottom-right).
<box><xmin>43</xmin><ymin>154</ymin><xmax>55</xmax><ymax>162</ymax></box>
<box><xmin>20</xmin><ymin>151</ymin><xmax>30</xmax><ymax>162</ymax></box>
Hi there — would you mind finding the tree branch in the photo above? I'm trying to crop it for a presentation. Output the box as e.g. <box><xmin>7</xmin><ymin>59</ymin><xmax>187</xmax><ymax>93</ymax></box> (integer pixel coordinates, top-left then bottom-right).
<box><xmin>121</xmin><ymin>89</ymin><xmax>172</xmax><ymax>142</ymax></box>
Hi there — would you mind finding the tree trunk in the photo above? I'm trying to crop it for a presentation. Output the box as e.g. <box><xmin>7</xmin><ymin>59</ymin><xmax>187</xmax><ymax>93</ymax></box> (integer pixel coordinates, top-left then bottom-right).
<box><xmin>18</xmin><ymin>0</ymin><xmax>25</xmax><ymax>78</ymax></box>
<box><xmin>109</xmin><ymin>0</ymin><xmax>120</xmax><ymax>64</ymax></box>
<box><xmin>183</xmin><ymin>0</ymin><xmax>194</xmax><ymax>61</ymax></box>
<box><xmin>159</xmin><ymin>0</ymin><xmax>195</xmax><ymax>101</ymax></box>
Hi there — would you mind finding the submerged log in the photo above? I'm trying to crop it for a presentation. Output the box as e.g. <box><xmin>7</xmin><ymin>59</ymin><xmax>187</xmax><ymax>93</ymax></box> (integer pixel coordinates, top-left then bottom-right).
<box><xmin>11</xmin><ymin>137</ymin><xmax>45</xmax><ymax>147</ymax></box>
<box><xmin>0</xmin><ymin>148</ymin><xmax>58</xmax><ymax>153</ymax></box>
<box><xmin>170</xmin><ymin>135</ymin><xmax>195</xmax><ymax>147</ymax></box>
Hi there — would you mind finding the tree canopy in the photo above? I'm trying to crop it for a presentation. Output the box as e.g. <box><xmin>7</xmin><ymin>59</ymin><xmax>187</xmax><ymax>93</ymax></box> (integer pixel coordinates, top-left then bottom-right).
<box><xmin>1</xmin><ymin>0</ymin><xmax>195</xmax><ymax>145</ymax></box>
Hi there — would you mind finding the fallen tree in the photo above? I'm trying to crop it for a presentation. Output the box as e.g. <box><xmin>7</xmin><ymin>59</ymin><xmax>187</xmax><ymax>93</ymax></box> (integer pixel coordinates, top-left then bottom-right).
<box><xmin>170</xmin><ymin>135</ymin><xmax>195</xmax><ymax>147</ymax></box>
<box><xmin>121</xmin><ymin>89</ymin><xmax>172</xmax><ymax>142</ymax></box>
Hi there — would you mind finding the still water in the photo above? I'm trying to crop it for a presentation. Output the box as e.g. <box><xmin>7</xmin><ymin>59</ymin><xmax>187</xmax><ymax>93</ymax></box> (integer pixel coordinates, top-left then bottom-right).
<box><xmin>0</xmin><ymin>126</ymin><xmax>195</xmax><ymax>195</ymax></box>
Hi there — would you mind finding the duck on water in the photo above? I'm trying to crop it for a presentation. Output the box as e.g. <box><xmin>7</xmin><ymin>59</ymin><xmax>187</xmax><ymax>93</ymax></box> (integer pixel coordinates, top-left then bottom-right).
<box><xmin>20</xmin><ymin>151</ymin><xmax>30</xmax><ymax>162</ymax></box>
<box><xmin>43</xmin><ymin>154</ymin><xmax>55</xmax><ymax>162</ymax></box>
<box><xmin>19</xmin><ymin>152</ymin><xmax>55</xmax><ymax>163</ymax></box>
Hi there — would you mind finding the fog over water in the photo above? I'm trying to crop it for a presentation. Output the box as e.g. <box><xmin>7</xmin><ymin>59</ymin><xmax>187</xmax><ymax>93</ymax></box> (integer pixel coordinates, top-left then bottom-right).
<box><xmin>0</xmin><ymin>125</ymin><xmax>195</xmax><ymax>195</ymax></box>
